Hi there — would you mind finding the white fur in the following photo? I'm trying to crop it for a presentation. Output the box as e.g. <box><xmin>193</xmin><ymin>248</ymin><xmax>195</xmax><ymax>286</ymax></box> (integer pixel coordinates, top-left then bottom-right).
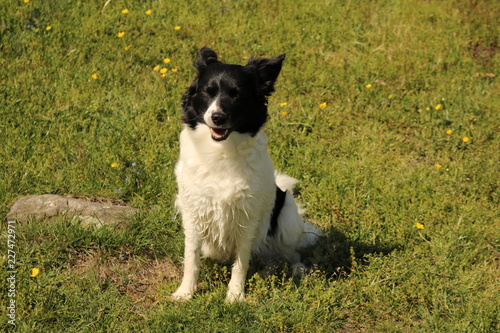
<box><xmin>172</xmin><ymin>124</ymin><xmax>321</xmax><ymax>303</ymax></box>
<box><xmin>203</xmin><ymin>97</ymin><xmax>221</xmax><ymax>128</ymax></box>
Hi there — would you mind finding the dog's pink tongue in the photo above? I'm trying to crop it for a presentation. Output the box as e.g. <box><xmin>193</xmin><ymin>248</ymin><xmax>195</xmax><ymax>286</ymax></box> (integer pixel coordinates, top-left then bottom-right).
<box><xmin>212</xmin><ymin>128</ymin><xmax>226</xmax><ymax>136</ymax></box>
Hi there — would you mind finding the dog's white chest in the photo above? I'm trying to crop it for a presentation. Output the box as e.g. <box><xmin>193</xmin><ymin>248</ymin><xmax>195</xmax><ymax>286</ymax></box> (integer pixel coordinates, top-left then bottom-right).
<box><xmin>175</xmin><ymin>127</ymin><xmax>275</xmax><ymax>258</ymax></box>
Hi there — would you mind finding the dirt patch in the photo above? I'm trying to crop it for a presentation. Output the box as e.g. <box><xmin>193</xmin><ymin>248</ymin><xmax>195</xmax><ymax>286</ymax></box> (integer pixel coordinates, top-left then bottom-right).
<box><xmin>469</xmin><ymin>43</ymin><xmax>498</xmax><ymax>64</ymax></box>
<box><xmin>71</xmin><ymin>254</ymin><xmax>181</xmax><ymax>309</ymax></box>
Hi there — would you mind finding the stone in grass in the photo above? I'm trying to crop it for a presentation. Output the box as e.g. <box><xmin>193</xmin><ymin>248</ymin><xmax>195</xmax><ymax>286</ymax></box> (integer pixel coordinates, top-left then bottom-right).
<box><xmin>5</xmin><ymin>194</ymin><xmax>139</xmax><ymax>227</ymax></box>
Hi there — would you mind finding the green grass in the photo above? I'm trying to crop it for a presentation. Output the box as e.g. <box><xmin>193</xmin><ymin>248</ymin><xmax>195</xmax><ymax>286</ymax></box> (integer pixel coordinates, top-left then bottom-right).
<box><xmin>1</xmin><ymin>0</ymin><xmax>499</xmax><ymax>331</ymax></box>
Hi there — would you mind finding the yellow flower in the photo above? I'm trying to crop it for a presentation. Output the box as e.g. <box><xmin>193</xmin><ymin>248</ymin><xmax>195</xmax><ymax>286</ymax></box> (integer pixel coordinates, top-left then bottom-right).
<box><xmin>415</xmin><ymin>223</ymin><xmax>425</xmax><ymax>230</ymax></box>
<box><xmin>163</xmin><ymin>58</ymin><xmax>171</xmax><ymax>64</ymax></box>
<box><xmin>121</xmin><ymin>9</ymin><xmax>129</xmax><ymax>14</ymax></box>
<box><xmin>145</xmin><ymin>9</ymin><xmax>152</xmax><ymax>15</ymax></box>
<box><xmin>435</xmin><ymin>164</ymin><xmax>442</xmax><ymax>169</ymax></box>
<box><xmin>125</xmin><ymin>45</ymin><xmax>133</xmax><ymax>51</ymax></box>
<box><xmin>174</xmin><ymin>26</ymin><xmax>181</xmax><ymax>31</ymax></box>
<box><xmin>46</xmin><ymin>26</ymin><xmax>52</xmax><ymax>31</ymax></box>
<box><xmin>425</xmin><ymin>107</ymin><xmax>430</xmax><ymax>111</ymax></box>
<box><xmin>281</xmin><ymin>111</ymin><xmax>288</xmax><ymax>117</ymax></box>
<box><xmin>91</xmin><ymin>73</ymin><xmax>98</xmax><ymax>80</ymax></box>
<box><xmin>319</xmin><ymin>102</ymin><xmax>327</xmax><ymax>109</ymax></box>
<box><xmin>446</xmin><ymin>129</ymin><xmax>453</xmax><ymax>135</ymax></box>
<box><xmin>462</xmin><ymin>136</ymin><xmax>470</xmax><ymax>143</ymax></box>
<box><xmin>23</xmin><ymin>0</ymin><xmax>29</xmax><ymax>3</ymax></box>
<box><xmin>111</xmin><ymin>162</ymin><xmax>119</xmax><ymax>168</ymax></box>
<box><xmin>365</xmin><ymin>83</ymin><xmax>372</xmax><ymax>89</ymax></box>
<box><xmin>279</xmin><ymin>102</ymin><xmax>287</xmax><ymax>107</ymax></box>
<box><xmin>171</xmin><ymin>68</ymin><xmax>179</xmax><ymax>73</ymax></box>
<box><xmin>117</xmin><ymin>32</ymin><xmax>125</xmax><ymax>38</ymax></box>
<box><xmin>435</xmin><ymin>104</ymin><xmax>443</xmax><ymax>110</ymax></box>
<box><xmin>30</xmin><ymin>268</ymin><xmax>40</xmax><ymax>277</ymax></box>
<box><xmin>153</xmin><ymin>65</ymin><xmax>161</xmax><ymax>72</ymax></box>
<box><xmin>388</xmin><ymin>94</ymin><xmax>394</xmax><ymax>99</ymax></box>
<box><xmin>159</xmin><ymin>68</ymin><xmax>168</xmax><ymax>74</ymax></box>
<box><xmin>160</xmin><ymin>74</ymin><xmax>167</xmax><ymax>79</ymax></box>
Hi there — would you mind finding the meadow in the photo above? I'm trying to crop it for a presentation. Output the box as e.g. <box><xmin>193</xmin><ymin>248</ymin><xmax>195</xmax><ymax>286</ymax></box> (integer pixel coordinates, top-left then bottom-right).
<box><xmin>1</xmin><ymin>0</ymin><xmax>498</xmax><ymax>331</ymax></box>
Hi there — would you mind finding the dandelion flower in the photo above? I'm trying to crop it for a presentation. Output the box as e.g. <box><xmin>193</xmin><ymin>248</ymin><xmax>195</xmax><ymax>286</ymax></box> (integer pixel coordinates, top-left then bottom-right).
<box><xmin>435</xmin><ymin>104</ymin><xmax>443</xmax><ymax>110</ymax></box>
<box><xmin>435</xmin><ymin>164</ymin><xmax>443</xmax><ymax>169</ymax></box>
<box><xmin>160</xmin><ymin>68</ymin><xmax>168</xmax><ymax>74</ymax></box>
<box><xmin>446</xmin><ymin>129</ymin><xmax>453</xmax><ymax>135</ymax></box>
<box><xmin>281</xmin><ymin>111</ymin><xmax>288</xmax><ymax>117</ymax></box>
<box><xmin>319</xmin><ymin>102</ymin><xmax>327</xmax><ymax>109</ymax></box>
<box><xmin>111</xmin><ymin>162</ymin><xmax>119</xmax><ymax>168</ymax></box>
<box><xmin>125</xmin><ymin>45</ymin><xmax>132</xmax><ymax>51</ymax></box>
<box><xmin>159</xmin><ymin>74</ymin><xmax>167</xmax><ymax>79</ymax></box>
<box><xmin>121</xmin><ymin>9</ymin><xmax>129</xmax><ymax>14</ymax></box>
<box><xmin>91</xmin><ymin>73</ymin><xmax>98</xmax><ymax>80</ymax></box>
<box><xmin>171</xmin><ymin>68</ymin><xmax>179</xmax><ymax>73</ymax></box>
<box><xmin>46</xmin><ymin>26</ymin><xmax>52</xmax><ymax>31</ymax></box>
<box><xmin>174</xmin><ymin>26</ymin><xmax>181</xmax><ymax>31</ymax></box>
<box><xmin>145</xmin><ymin>9</ymin><xmax>152</xmax><ymax>15</ymax></box>
<box><xmin>153</xmin><ymin>65</ymin><xmax>161</xmax><ymax>72</ymax></box>
<box><xmin>30</xmin><ymin>268</ymin><xmax>40</xmax><ymax>277</ymax></box>
<box><xmin>117</xmin><ymin>31</ymin><xmax>125</xmax><ymax>38</ymax></box>
<box><xmin>365</xmin><ymin>83</ymin><xmax>372</xmax><ymax>89</ymax></box>
<box><xmin>415</xmin><ymin>222</ymin><xmax>425</xmax><ymax>230</ymax></box>
<box><xmin>23</xmin><ymin>0</ymin><xmax>29</xmax><ymax>3</ymax></box>
<box><xmin>163</xmin><ymin>58</ymin><xmax>171</xmax><ymax>64</ymax></box>
<box><xmin>462</xmin><ymin>136</ymin><xmax>470</xmax><ymax>143</ymax></box>
<box><xmin>279</xmin><ymin>102</ymin><xmax>287</xmax><ymax>107</ymax></box>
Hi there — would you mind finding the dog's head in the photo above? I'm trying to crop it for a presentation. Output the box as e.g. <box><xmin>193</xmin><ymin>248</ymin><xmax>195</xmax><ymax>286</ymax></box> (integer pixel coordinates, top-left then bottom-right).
<box><xmin>181</xmin><ymin>47</ymin><xmax>286</xmax><ymax>141</ymax></box>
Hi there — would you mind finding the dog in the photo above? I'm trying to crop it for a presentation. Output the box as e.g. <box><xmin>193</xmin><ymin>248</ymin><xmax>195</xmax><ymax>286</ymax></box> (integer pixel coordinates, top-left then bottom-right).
<box><xmin>172</xmin><ymin>47</ymin><xmax>322</xmax><ymax>303</ymax></box>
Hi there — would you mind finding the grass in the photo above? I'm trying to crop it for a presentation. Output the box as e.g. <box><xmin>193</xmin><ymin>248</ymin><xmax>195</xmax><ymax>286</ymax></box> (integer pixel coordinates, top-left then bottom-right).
<box><xmin>1</xmin><ymin>0</ymin><xmax>498</xmax><ymax>331</ymax></box>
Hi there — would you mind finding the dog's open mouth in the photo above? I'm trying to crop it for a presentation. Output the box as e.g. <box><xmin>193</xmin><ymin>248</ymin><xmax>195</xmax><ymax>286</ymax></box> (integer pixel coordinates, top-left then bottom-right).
<box><xmin>210</xmin><ymin>127</ymin><xmax>232</xmax><ymax>141</ymax></box>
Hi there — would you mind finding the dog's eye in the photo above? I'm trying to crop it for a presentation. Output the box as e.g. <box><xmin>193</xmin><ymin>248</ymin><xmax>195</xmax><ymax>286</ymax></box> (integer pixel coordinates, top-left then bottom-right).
<box><xmin>204</xmin><ymin>87</ymin><xmax>218</xmax><ymax>97</ymax></box>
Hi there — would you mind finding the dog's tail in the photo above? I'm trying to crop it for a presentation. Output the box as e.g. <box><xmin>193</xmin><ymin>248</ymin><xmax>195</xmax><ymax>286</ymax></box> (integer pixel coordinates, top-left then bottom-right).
<box><xmin>275</xmin><ymin>172</ymin><xmax>299</xmax><ymax>192</ymax></box>
<box><xmin>274</xmin><ymin>172</ymin><xmax>323</xmax><ymax>249</ymax></box>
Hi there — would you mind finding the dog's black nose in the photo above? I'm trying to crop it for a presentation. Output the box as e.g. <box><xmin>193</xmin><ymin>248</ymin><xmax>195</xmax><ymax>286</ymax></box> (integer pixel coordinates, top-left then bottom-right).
<box><xmin>211</xmin><ymin>112</ymin><xmax>227</xmax><ymax>126</ymax></box>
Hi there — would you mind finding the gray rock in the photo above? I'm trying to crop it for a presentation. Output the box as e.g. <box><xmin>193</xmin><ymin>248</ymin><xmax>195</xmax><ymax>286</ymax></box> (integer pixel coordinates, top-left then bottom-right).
<box><xmin>5</xmin><ymin>195</ymin><xmax>139</xmax><ymax>227</ymax></box>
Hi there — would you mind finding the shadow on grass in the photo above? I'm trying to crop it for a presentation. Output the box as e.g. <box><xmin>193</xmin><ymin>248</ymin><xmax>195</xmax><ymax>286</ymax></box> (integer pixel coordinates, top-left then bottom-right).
<box><xmin>194</xmin><ymin>224</ymin><xmax>401</xmax><ymax>293</ymax></box>
<box><xmin>302</xmin><ymin>226</ymin><xmax>401</xmax><ymax>280</ymax></box>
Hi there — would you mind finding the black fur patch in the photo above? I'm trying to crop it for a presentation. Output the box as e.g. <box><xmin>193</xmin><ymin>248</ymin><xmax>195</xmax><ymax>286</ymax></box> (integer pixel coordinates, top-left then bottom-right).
<box><xmin>268</xmin><ymin>186</ymin><xmax>287</xmax><ymax>236</ymax></box>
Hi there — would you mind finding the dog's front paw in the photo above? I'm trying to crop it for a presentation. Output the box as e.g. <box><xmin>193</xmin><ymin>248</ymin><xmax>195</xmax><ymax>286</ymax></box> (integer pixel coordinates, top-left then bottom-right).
<box><xmin>225</xmin><ymin>290</ymin><xmax>245</xmax><ymax>304</ymax></box>
<box><xmin>171</xmin><ymin>289</ymin><xmax>193</xmax><ymax>301</ymax></box>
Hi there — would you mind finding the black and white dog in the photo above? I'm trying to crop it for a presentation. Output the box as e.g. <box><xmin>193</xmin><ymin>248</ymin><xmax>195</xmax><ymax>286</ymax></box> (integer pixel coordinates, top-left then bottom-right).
<box><xmin>172</xmin><ymin>48</ymin><xmax>321</xmax><ymax>303</ymax></box>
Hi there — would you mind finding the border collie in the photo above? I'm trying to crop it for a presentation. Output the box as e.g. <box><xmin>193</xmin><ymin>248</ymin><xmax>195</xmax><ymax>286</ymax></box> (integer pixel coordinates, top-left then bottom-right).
<box><xmin>172</xmin><ymin>47</ymin><xmax>322</xmax><ymax>303</ymax></box>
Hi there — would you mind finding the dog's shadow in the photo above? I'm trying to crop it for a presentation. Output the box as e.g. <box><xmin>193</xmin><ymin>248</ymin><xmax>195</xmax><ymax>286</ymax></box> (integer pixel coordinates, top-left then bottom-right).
<box><xmin>302</xmin><ymin>225</ymin><xmax>399</xmax><ymax>280</ymax></box>
<box><xmin>198</xmin><ymin>225</ymin><xmax>399</xmax><ymax>293</ymax></box>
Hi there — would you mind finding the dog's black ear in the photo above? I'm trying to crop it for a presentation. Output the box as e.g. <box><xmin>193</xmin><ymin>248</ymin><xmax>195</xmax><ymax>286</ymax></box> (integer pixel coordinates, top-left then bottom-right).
<box><xmin>246</xmin><ymin>53</ymin><xmax>286</xmax><ymax>96</ymax></box>
<box><xmin>195</xmin><ymin>47</ymin><xmax>219</xmax><ymax>72</ymax></box>
<box><xmin>181</xmin><ymin>80</ymin><xmax>197</xmax><ymax>110</ymax></box>
<box><xmin>181</xmin><ymin>80</ymin><xmax>199</xmax><ymax>128</ymax></box>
